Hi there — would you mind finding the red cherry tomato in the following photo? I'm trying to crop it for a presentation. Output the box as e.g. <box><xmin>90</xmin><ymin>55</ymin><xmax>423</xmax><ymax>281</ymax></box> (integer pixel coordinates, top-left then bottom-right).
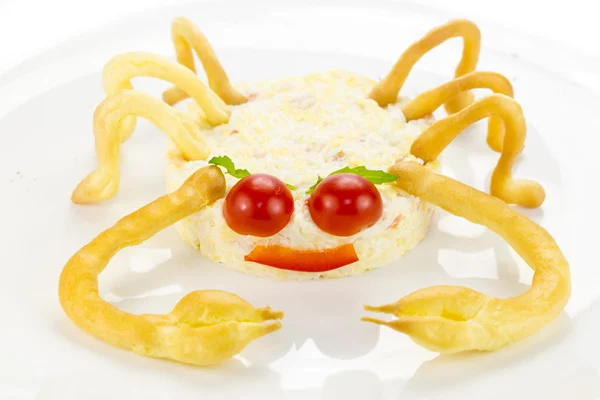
<box><xmin>223</xmin><ymin>174</ymin><xmax>294</xmax><ymax>237</ymax></box>
<box><xmin>308</xmin><ymin>173</ymin><xmax>383</xmax><ymax>236</ymax></box>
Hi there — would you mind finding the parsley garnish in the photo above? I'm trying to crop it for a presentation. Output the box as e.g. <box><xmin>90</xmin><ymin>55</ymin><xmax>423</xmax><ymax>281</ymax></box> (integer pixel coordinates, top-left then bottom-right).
<box><xmin>305</xmin><ymin>166</ymin><xmax>397</xmax><ymax>194</ymax></box>
<box><xmin>208</xmin><ymin>155</ymin><xmax>297</xmax><ymax>190</ymax></box>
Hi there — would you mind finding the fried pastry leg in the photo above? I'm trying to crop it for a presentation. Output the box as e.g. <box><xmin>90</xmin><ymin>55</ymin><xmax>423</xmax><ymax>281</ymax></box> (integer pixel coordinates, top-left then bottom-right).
<box><xmin>60</xmin><ymin>166</ymin><xmax>283</xmax><ymax>366</ymax></box>
<box><xmin>163</xmin><ymin>17</ymin><xmax>247</xmax><ymax>106</ymax></box>
<box><xmin>369</xmin><ymin>19</ymin><xmax>481</xmax><ymax>114</ymax></box>
<box><xmin>411</xmin><ymin>94</ymin><xmax>545</xmax><ymax>208</ymax></box>
<box><xmin>103</xmin><ymin>52</ymin><xmax>229</xmax><ymax>142</ymax></box>
<box><xmin>72</xmin><ymin>90</ymin><xmax>209</xmax><ymax>204</ymax></box>
<box><xmin>402</xmin><ymin>71</ymin><xmax>514</xmax><ymax>152</ymax></box>
<box><xmin>363</xmin><ymin>161</ymin><xmax>570</xmax><ymax>353</ymax></box>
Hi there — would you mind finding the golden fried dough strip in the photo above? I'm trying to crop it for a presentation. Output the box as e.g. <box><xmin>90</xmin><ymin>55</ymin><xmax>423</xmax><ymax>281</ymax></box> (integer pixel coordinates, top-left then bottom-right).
<box><xmin>369</xmin><ymin>19</ymin><xmax>480</xmax><ymax>113</ymax></box>
<box><xmin>72</xmin><ymin>90</ymin><xmax>209</xmax><ymax>204</ymax></box>
<box><xmin>411</xmin><ymin>94</ymin><xmax>545</xmax><ymax>208</ymax></box>
<box><xmin>163</xmin><ymin>17</ymin><xmax>247</xmax><ymax>106</ymax></box>
<box><xmin>103</xmin><ymin>52</ymin><xmax>229</xmax><ymax>142</ymax></box>
<box><xmin>402</xmin><ymin>71</ymin><xmax>514</xmax><ymax>152</ymax></box>
<box><xmin>60</xmin><ymin>166</ymin><xmax>283</xmax><ymax>366</ymax></box>
<box><xmin>363</xmin><ymin>161</ymin><xmax>570</xmax><ymax>353</ymax></box>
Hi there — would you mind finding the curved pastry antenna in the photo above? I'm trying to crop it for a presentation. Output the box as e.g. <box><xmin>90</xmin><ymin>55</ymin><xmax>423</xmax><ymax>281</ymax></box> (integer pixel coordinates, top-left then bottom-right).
<box><xmin>369</xmin><ymin>19</ymin><xmax>481</xmax><ymax>114</ymax></box>
<box><xmin>103</xmin><ymin>51</ymin><xmax>230</xmax><ymax>142</ymax></box>
<box><xmin>410</xmin><ymin>94</ymin><xmax>545</xmax><ymax>208</ymax></box>
<box><xmin>61</xmin><ymin>166</ymin><xmax>283</xmax><ymax>366</ymax></box>
<box><xmin>363</xmin><ymin>161</ymin><xmax>569</xmax><ymax>353</ymax></box>
<box><xmin>72</xmin><ymin>90</ymin><xmax>210</xmax><ymax>204</ymax></box>
<box><xmin>402</xmin><ymin>71</ymin><xmax>514</xmax><ymax>152</ymax></box>
<box><xmin>163</xmin><ymin>17</ymin><xmax>247</xmax><ymax>106</ymax></box>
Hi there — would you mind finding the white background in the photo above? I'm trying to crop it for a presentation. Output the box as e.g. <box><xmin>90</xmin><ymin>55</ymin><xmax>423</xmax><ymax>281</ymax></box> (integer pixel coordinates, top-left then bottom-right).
<box><xmin>1</xmin><ymin>0</ymin><xmax>600</xmax><ymax>75</ymax></box>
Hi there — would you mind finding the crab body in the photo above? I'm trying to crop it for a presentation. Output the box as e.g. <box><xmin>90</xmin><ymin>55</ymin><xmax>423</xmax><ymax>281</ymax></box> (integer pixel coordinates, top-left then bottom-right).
<box><xmin>59</xmin><ymin>17</ymin><xmax>569</xmax><ymax>367</ymax></box>
<box><xmin>166</xmin><ymin>70</ymin><xmax>438</xmax><ymax>279</ymax></box>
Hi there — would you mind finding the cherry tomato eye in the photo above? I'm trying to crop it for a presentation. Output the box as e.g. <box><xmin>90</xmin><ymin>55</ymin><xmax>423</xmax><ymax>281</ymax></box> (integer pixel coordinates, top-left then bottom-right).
<box><xmin>308</xmin><ymin>174</ymin><xmax>383</xmax><ymax>236</ymax></box>
<box><xmin>223</xmin><ymin>174</ymin><xmax>294</xmax><ymax>237</ymax></box>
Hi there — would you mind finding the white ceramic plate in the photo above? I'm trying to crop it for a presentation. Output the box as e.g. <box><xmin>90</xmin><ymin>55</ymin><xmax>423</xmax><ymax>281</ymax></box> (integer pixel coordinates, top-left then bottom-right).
<box><xmin>1</xmin><ymin>1</ymin><xmax>599</xmax><ymax>399</ymax></box>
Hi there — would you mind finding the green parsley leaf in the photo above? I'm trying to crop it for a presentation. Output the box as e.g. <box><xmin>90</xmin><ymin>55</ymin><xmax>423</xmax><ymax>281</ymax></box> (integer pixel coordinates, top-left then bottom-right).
<box><xmin>305</xmin><ymin>167</ymin><xmax>397</xmax><ymax>194</ymax></box>
<box><xmin>329</xmin><ymin>166</ymin><xmax>397</xmax><ymax>184</ymax></box>
<box><xmin>209</xmin><ymin>155</ymin><xmax>297</xmax><ymax>189</ymax></box>
<box><xmin>208</xmin><ymin>155</ymin><xmax>250</xmax><ymax>179</ymax></box>
<box><xmin>305</xmin><ymin>175</ymin><xmax>324</xmax><ymax>194</ymax></box>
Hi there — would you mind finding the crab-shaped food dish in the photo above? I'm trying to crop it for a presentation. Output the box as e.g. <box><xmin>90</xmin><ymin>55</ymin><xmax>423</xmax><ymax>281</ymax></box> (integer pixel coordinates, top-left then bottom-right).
<box><xmin>59</xmin><ymin>18</ymin><xmax>570</xmax><ymax>366</ymax></box>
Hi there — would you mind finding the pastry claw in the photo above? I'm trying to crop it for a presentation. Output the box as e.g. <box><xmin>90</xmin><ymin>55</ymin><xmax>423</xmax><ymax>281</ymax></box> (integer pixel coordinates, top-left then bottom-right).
<box><xmin>364</xmin><ymin>285</ymin><xmax>487</xmax><ymax>319</ymax></box>
<box><xmin>363</xmin><ymin>161</ymin><xmax>570</xmax><ymax>353</ymax></box>
<box><xmin>362</xmin><ymin>315</ymin><xmax>488</xmax><ymax>353</ymax></box>
<box><xmin>60</xmin><ymin>166</ymin><xmax>283</xmax><ymax>366</ymax></box>
<box><xmin>363</xmin><ymin>285</ymin><xmax>491</xmax><ymax>352</ymax></box>
<box><xmin>167</xmin><ymin>290</ymin><xmax>284</xmax><ymax>327</ymax></box>
<box><xmin>257</xmin><ymin>307</ymin><xmax>285</xmax><ymax>321</ymax></box>
<box><xmin>141</xmin><ymin>289</ymin><xmax>284</xmax><ymax>364</ymax></box>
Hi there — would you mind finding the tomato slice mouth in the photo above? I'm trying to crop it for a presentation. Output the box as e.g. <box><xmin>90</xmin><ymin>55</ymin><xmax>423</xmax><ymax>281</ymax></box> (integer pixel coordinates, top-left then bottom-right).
<box><xmin>244</xmin><ymin>244</ymin><xmax>359</xmax><ymax>273</ymax></box>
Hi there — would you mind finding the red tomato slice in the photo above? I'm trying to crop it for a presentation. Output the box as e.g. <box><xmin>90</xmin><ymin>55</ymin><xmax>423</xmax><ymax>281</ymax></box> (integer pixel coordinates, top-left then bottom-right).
<box><xmin>244</xmin><ymin>244</ymin><xmax>359</xmax><ymax>272</ymax></box>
